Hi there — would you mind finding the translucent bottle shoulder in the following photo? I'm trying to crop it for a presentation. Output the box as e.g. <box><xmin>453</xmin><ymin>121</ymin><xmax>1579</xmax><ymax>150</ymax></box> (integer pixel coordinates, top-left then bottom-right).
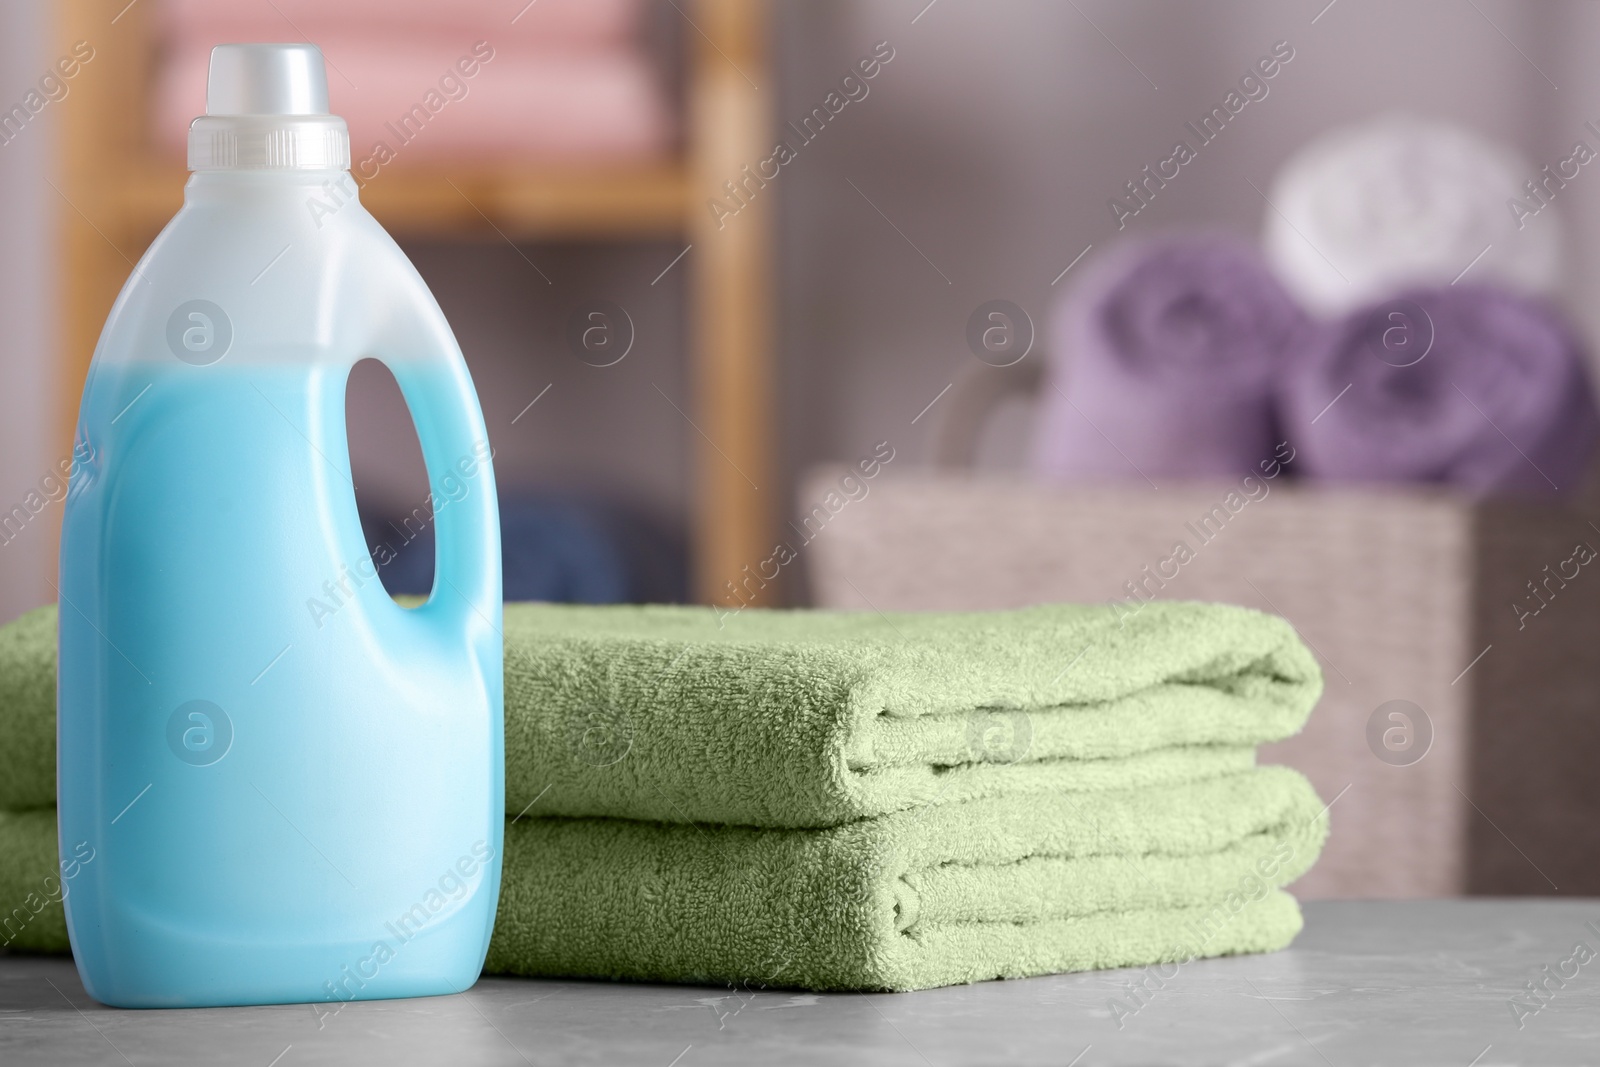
<box><xmin>96</xmin><ymin>197</ymin><xmax>446</xmax><ymax>369</ymax></box>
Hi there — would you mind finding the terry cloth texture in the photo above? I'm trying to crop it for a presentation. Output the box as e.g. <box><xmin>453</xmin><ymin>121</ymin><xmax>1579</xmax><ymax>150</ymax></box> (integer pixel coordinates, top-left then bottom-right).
<box><xmin>1</xmin><ymin>601</ymin><xmax>1320</xmax><ymax>827</ymax></box>
<box><xmin>486</xmin><ymin>765</ymin><xmax>1326</xmax><ymax>990</ymax></box>
<box><xmin>502</xmin><ymin>599</ymin><xmax>1321</xmax><ymax>827</ymax></box>
<box><xmin>3</xmin><ymin>769</ymin><xmax>1325</xmax><ymax>990</ymax></box>
<box><xmin>0</xmin><ymin>605</ymin><xmax>54</xmax><ymax>813</ymax></box>
<box><xmin>0</xmin><ymin>809</ymin><xmax>73</xmax><ymax>953</ymax></box>
<box><xmin>1</xmin><ymin>600</ymin><xmax>1326</xmax><ymax>989</ymax></box>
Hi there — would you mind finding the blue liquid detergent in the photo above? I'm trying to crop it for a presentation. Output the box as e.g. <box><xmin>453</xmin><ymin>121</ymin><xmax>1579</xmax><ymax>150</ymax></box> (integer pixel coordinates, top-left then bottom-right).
<box><xmin>57</xmin><ymin>45</ymin><xmax>503</xmax><ymax>1008</ymax></box>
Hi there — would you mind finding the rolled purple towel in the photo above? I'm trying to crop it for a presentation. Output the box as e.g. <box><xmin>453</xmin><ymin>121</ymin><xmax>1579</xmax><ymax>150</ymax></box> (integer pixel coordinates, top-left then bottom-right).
<box><xmin>1031</xmin><ymin>235</ymin><xmax>1310</xmax><ymax>482</ymax></box>
<box><xmin>1283</xmin><ymin>285</ymin><xmax>1600</xmax><ymax>494</ymax></box>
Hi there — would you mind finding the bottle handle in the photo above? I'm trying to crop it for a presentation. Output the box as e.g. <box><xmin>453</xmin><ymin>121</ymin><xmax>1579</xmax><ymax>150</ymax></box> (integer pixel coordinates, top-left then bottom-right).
<box><xmin>376</xmin><ymin>350</ymin><xmax>502</xmax><ymax>646</ymax></box>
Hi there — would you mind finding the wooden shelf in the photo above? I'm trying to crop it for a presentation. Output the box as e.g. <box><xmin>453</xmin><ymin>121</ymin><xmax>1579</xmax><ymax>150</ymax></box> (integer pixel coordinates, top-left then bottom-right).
<box><xmin>102</xmin><ymin>158</ymin><xmax>692</xmax><ymax>241</ymax></box>
<box><xmin>57</xmin><ymin>0</ymin><xmax>775</xmax><ymax>606</ymax></box>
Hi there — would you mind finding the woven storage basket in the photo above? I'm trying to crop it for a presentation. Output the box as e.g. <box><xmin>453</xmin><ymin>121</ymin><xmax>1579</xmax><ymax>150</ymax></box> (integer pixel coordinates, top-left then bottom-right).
<box><xmin>800</xmin><ymin>469</ymin><xmax>1600</xmax><ymax>899</ymax></box>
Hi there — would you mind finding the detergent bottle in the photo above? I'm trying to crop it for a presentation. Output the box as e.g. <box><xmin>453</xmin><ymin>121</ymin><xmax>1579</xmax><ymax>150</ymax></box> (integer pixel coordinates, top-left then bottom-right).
<box><xmin>57</xmin><ymin>44</ymin><xmax>503</xmax><ymax>1008</ymax></box>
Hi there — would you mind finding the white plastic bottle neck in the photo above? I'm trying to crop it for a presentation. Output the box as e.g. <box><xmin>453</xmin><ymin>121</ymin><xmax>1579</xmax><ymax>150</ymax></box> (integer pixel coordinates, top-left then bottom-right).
<box><xmin>181</xmin><ymin>167</ymin><xmax>366</xmax><ymax>232</ymax></box>
<box><xmin>188</xmin><ymin>44</ymin><xmax>351</xmax><ymax>172</ymax></box>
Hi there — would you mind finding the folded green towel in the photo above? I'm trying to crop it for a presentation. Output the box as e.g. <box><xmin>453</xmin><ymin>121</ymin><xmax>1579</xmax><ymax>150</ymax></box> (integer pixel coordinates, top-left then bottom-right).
<box><xmin>1</xmin><ymin>601</ymin><xmax>1320</xmax><ymax>826</ymax></box>
<box><xmin>0</xmin><ymin>606</ymin><xmax>53</xmax><ymax>813</ymax></box>
<box><xmin>0</xmin><ymin>809</ymin><xmax>69</xmax><ymax>953</ymax></box>
<box><xmin>3</xmin><ymin>768</ymin><xmax>1326</xmax><ymax>990</ymax></box>
<box><xmin>488</xmin><ymin>766</ymin><xmax>1326</xmax><ymax>990</ymax></box>
<box><xmin>504</xmin><ymin>601</ymin><xmax>1320</xmax><ymax>828</ymax></box>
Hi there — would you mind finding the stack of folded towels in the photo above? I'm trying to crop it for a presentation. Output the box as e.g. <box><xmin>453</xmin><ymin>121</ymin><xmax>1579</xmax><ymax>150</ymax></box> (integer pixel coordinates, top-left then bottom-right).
<box><xmin>0</xmin><ymin>600</ymin><xmax>1327</xmax><ymax>991</ymax></box>
<box><xmin>152</xmin><ymin>0</ymin><xmax>673</xmax><ymax>165</ymax></box>
<box><xmin>1033</xmin><ymin>114</ymin><xmax>1600</xmax><ymax>495</ymax></box>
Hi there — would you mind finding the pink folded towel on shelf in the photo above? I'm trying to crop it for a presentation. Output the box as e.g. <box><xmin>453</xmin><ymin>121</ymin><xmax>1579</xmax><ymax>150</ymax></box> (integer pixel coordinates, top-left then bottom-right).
<box><xmin>155</xmin><ymin>38</ymin><xmax>673</xmax><ymax>165</ymax></box>
<box><xmin>151</xmin><ymin>0</ymin><xmax>671</xmax><ymax>165</ymax></box>
<box><xmin>157</xmin><ymin>0</ymin><xmax>645</xmax><ymax>47</ymax></box>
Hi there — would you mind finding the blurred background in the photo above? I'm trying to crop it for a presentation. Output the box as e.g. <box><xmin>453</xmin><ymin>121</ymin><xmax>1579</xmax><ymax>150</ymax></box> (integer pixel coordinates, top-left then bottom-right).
<box><xmin>6</xmin><ymin>0</ymin><xmax>1600</xmax><ymax>901</ymax></box>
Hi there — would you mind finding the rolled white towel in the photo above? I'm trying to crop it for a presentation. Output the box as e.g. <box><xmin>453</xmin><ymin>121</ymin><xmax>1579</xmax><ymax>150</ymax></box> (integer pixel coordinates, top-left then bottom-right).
<box><xmin>1263</xmin><ymin>114</ymin><xmax>1562</xmax><ymax>316</ymax></box>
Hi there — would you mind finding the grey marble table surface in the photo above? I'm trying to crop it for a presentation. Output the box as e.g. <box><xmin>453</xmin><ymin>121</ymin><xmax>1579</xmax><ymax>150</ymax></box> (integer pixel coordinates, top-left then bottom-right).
<box><xmin>3</xmin><ymin>900</ymin><xmax>1598</xmax><ymax>1066</ymax></box>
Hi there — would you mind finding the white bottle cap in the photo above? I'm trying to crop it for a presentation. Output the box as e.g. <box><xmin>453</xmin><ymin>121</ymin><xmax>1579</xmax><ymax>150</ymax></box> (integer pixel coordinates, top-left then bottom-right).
<box><xmin>188</xmin><ymin>44</ymin><xmax>351</xmax><ymax>171</ymax></box>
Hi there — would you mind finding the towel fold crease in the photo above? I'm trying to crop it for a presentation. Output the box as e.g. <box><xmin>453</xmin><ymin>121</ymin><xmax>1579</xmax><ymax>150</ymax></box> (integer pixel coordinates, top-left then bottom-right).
<box><xmin>0</xmin><ymin>600</ymin><xmax>1326</xmax><ymax>990</ymax></box>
